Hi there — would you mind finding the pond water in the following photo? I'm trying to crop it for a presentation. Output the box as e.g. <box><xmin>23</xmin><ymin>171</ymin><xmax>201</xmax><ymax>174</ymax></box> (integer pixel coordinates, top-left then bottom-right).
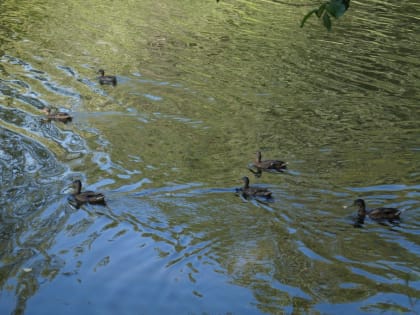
<box><xmin>0</xmin><ymin>0</ymin><xmax>419</xmax><ymax>314</ymax></box>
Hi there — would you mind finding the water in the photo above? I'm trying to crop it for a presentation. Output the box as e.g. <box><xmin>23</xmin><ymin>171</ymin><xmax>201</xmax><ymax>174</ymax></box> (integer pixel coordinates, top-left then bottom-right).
<box><xmin>0</xmin><ymin>0</ymin><xmax>419</xmax><ymax>314</ymax></box>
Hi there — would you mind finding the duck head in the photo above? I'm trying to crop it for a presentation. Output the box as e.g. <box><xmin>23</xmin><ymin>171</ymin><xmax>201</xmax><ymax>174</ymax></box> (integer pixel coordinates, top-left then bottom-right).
<box><xmin>242</xmin><ymin>176</ymin><xmax>250</xmax><ymax>188</ymax></box>
<box><xmin>72</xmin><ymin>179</ymin><xmax>82</xmax><ymax>194</ymax></box>
<box><xmin>353</xmin><ymin>199</ymin><xmax>367</xmax><ymax>216</ymax></box>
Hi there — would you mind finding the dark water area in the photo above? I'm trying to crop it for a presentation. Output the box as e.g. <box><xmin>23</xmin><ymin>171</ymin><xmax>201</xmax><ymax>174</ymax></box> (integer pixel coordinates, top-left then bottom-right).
<box><xmin>0</xmin><ymin>0</ymin><xmax>419</xmax><ymax>314</ymax></box>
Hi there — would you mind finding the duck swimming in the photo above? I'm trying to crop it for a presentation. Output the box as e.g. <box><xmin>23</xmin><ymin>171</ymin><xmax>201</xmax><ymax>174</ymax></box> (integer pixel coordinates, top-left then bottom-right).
<box><xmin>252</xmin><ymin>151</ymin><xmax>287</xmax><ymax>172</ymax></box>
<box><xmin>42</xmin><ymin>107</ymin><xmax>72</xmax><ymax>123</ymax></box>
<box><xmin>353</xmin><ymin>198</ymin><xmax>401</xmax><ymax>221</ymax></box>
<box><xmin>70</xmin><ymin>180</ymin><xmax>106</xmax><ymax>206</ymax></box>
<box><xmin>97</xmin><ymin>69</ymin><xmax>117</xmax><ymax>86</ymax></box>
<box><xmin>237</xmin><ymin>176</ymin><xmax>272</xmax><ymax>199</ymax></box>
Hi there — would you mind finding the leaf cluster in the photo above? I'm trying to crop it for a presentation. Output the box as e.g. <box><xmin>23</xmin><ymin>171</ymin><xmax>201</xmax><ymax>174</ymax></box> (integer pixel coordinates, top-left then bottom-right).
<box><xmin>301</xmin><ymin>0</ymin><xmax>350</xmax><ymax>31</ymax></box>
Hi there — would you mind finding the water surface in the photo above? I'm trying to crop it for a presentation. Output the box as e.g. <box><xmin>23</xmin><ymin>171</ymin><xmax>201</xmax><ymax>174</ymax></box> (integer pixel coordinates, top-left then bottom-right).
<box><xmin>0</xmin><ymin>0</ymin><xmax>419</xmax><ymax>314</ymax></box>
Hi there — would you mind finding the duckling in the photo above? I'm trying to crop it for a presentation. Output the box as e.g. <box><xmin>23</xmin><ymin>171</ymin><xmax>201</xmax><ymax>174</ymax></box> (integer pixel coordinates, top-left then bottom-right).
<box><xmin>70</xmin><ymin>180</ymin><xmax>106</xmax><ymax>206</ymax></box>
<box><xmin>97</xmin><ymin>69</ymin><xmax>117</xmax><ymax>86</ymax></box>
<box><xmin>42</xmin><ymin>107</ymin><xmax>72</xmax><ymax>123</ymax></box>
<box><xmin>353</xmin><ymin>198</ymin><xmax>401</xmax><ymax>221</ymax></box>
<box><xmin>253</xmin><ymin>151</ymin><xmax>287</xmax><ymax>172</ymax></box>
<box><xmin>237</xmin><ymin>176</ymin><xmax>272</xmax><ymax>199</ymax></box>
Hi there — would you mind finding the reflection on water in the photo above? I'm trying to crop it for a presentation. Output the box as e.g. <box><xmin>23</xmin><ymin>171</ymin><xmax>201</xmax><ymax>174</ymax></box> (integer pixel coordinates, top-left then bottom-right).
<box><xmin>0</xmin><ymin>0</ymin><xmax>419</xmax><ymax>314</ymax></box>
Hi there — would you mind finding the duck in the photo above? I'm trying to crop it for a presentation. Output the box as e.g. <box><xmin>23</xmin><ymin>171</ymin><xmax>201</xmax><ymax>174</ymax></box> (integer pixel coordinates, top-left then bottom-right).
<box><xmin>253</xmin><ymin>151</ymin><xmax>287</xmax><ymax>172</ymax></box>
<box><xmin>42</xmin><ymin>107</ymin><xmax>72</xmax><ymax>123</ymax></box>
<box><xmin>237</xmin><ymin>176</ymin><xmax>272</xmax><ymax>199</ymax></box>
<box><xmin>353</xmin><ymin>198</ymin><xmax>401</xmax><ymax>221</ymax></box>
<box><xmin>97</xmin><ymin>69</ymin><xmax>117</xmax><ymax>86</ymax></box>
<box><xmin>70</xmin><ymin>180</ymin><xmax>106</xmax><ymax>206</ymax></box>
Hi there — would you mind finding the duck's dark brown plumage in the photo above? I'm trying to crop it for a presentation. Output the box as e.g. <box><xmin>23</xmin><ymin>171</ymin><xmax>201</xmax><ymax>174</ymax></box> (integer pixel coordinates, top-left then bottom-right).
<box><xmin>71</xmin><ymin>180</ymin><xmax>106</xmax><ymax>205</ymax></box>
<box><xmin>237</xmin><ymin>176</ymin><xmax>272</xmax><ymax>198</ymax></box>
<box><xmin>42</xmin><ymin>107</ymin><xmax>72</xmax><ymax>123</ymax></box>
<box><xmin>353</xmin><ymin>198</ymin><xmax>401</xmax><ymax>220</ymax></box>
<box><xmin>253</xmin><ymin>151</ymin><xmax>287</xmax><ymax>171</ymax></box>
<box><xmin>97</xmin><ymin>69</ymin><xmax>117</xmax><ymax>86</ymax></box>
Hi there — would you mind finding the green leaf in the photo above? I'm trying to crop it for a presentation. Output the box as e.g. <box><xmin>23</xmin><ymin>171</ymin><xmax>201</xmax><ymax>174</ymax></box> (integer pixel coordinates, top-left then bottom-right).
<box><xmin>316</xmin><ymin>3</ymin><xmax>327</xmax><ymax>18</ymax></box>
<box><xmin>326</xmin><ymin>0</ymin><xmax>349</xmax><ymax>18</ymax></box>
<box><xmin>300</xmin><ymin>9</ymin><xmax>318</xmax><ymax>28</ymax></box>
<box><xmin>323</xmin><ymin>13</ymin><xmax>332</xmax><ymax>30</ymax></box>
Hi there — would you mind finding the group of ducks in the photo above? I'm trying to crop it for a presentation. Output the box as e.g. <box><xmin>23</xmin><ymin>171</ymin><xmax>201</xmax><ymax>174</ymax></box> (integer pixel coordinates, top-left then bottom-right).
<box><xmin>237</xmin><ymin>151</ymin><xmax>288</xmax><ymax>199</ymax></box>
<box><xmin>41</xmin><ymin>69</ymin><xmax>117</xmax><ymax>123</ymax></box>
<box><xmin>40</xmin><ymin>69</ymin><xmax>116</xmax><ymax>207</ymax></box>
<box><xmin>41</xmin><ymin>69</ymin><xmax>402</xmax><ymax>224</ymax></box>
<box><xmin>238</xmin><ymin>152</ymin><xmax>402</xmax><ymax>225</ymax></box>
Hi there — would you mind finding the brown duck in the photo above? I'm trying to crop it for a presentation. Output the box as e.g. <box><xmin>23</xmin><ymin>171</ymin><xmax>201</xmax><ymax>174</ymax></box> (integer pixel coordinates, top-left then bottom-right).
<box><xmin>353</xmin><ymin>199</ymin><xmax>401</xmax><ymax>220</ymax></box>
<box><xmin>42</xmin><ymin>107</ymin><xmax>72</xmax><ymax>123</ymax></box>
<box><xmin>237</xmin><ymin>176</ymin><xmax>272</xmax><ymax>199</ymax></box>
<box><xmin>98</xmin><ymin>69</ymin><xmax>117</xmax><ymax>86</ymax></box>
<box><xmin>71</xmin><ymin>180</ymin><xmax>106</xmax><ymax>205</ymax></box>
<box><xmin>253</xmin><ymin>151</ymin><xmax>287</xmax><ymax>171</ymax></box>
